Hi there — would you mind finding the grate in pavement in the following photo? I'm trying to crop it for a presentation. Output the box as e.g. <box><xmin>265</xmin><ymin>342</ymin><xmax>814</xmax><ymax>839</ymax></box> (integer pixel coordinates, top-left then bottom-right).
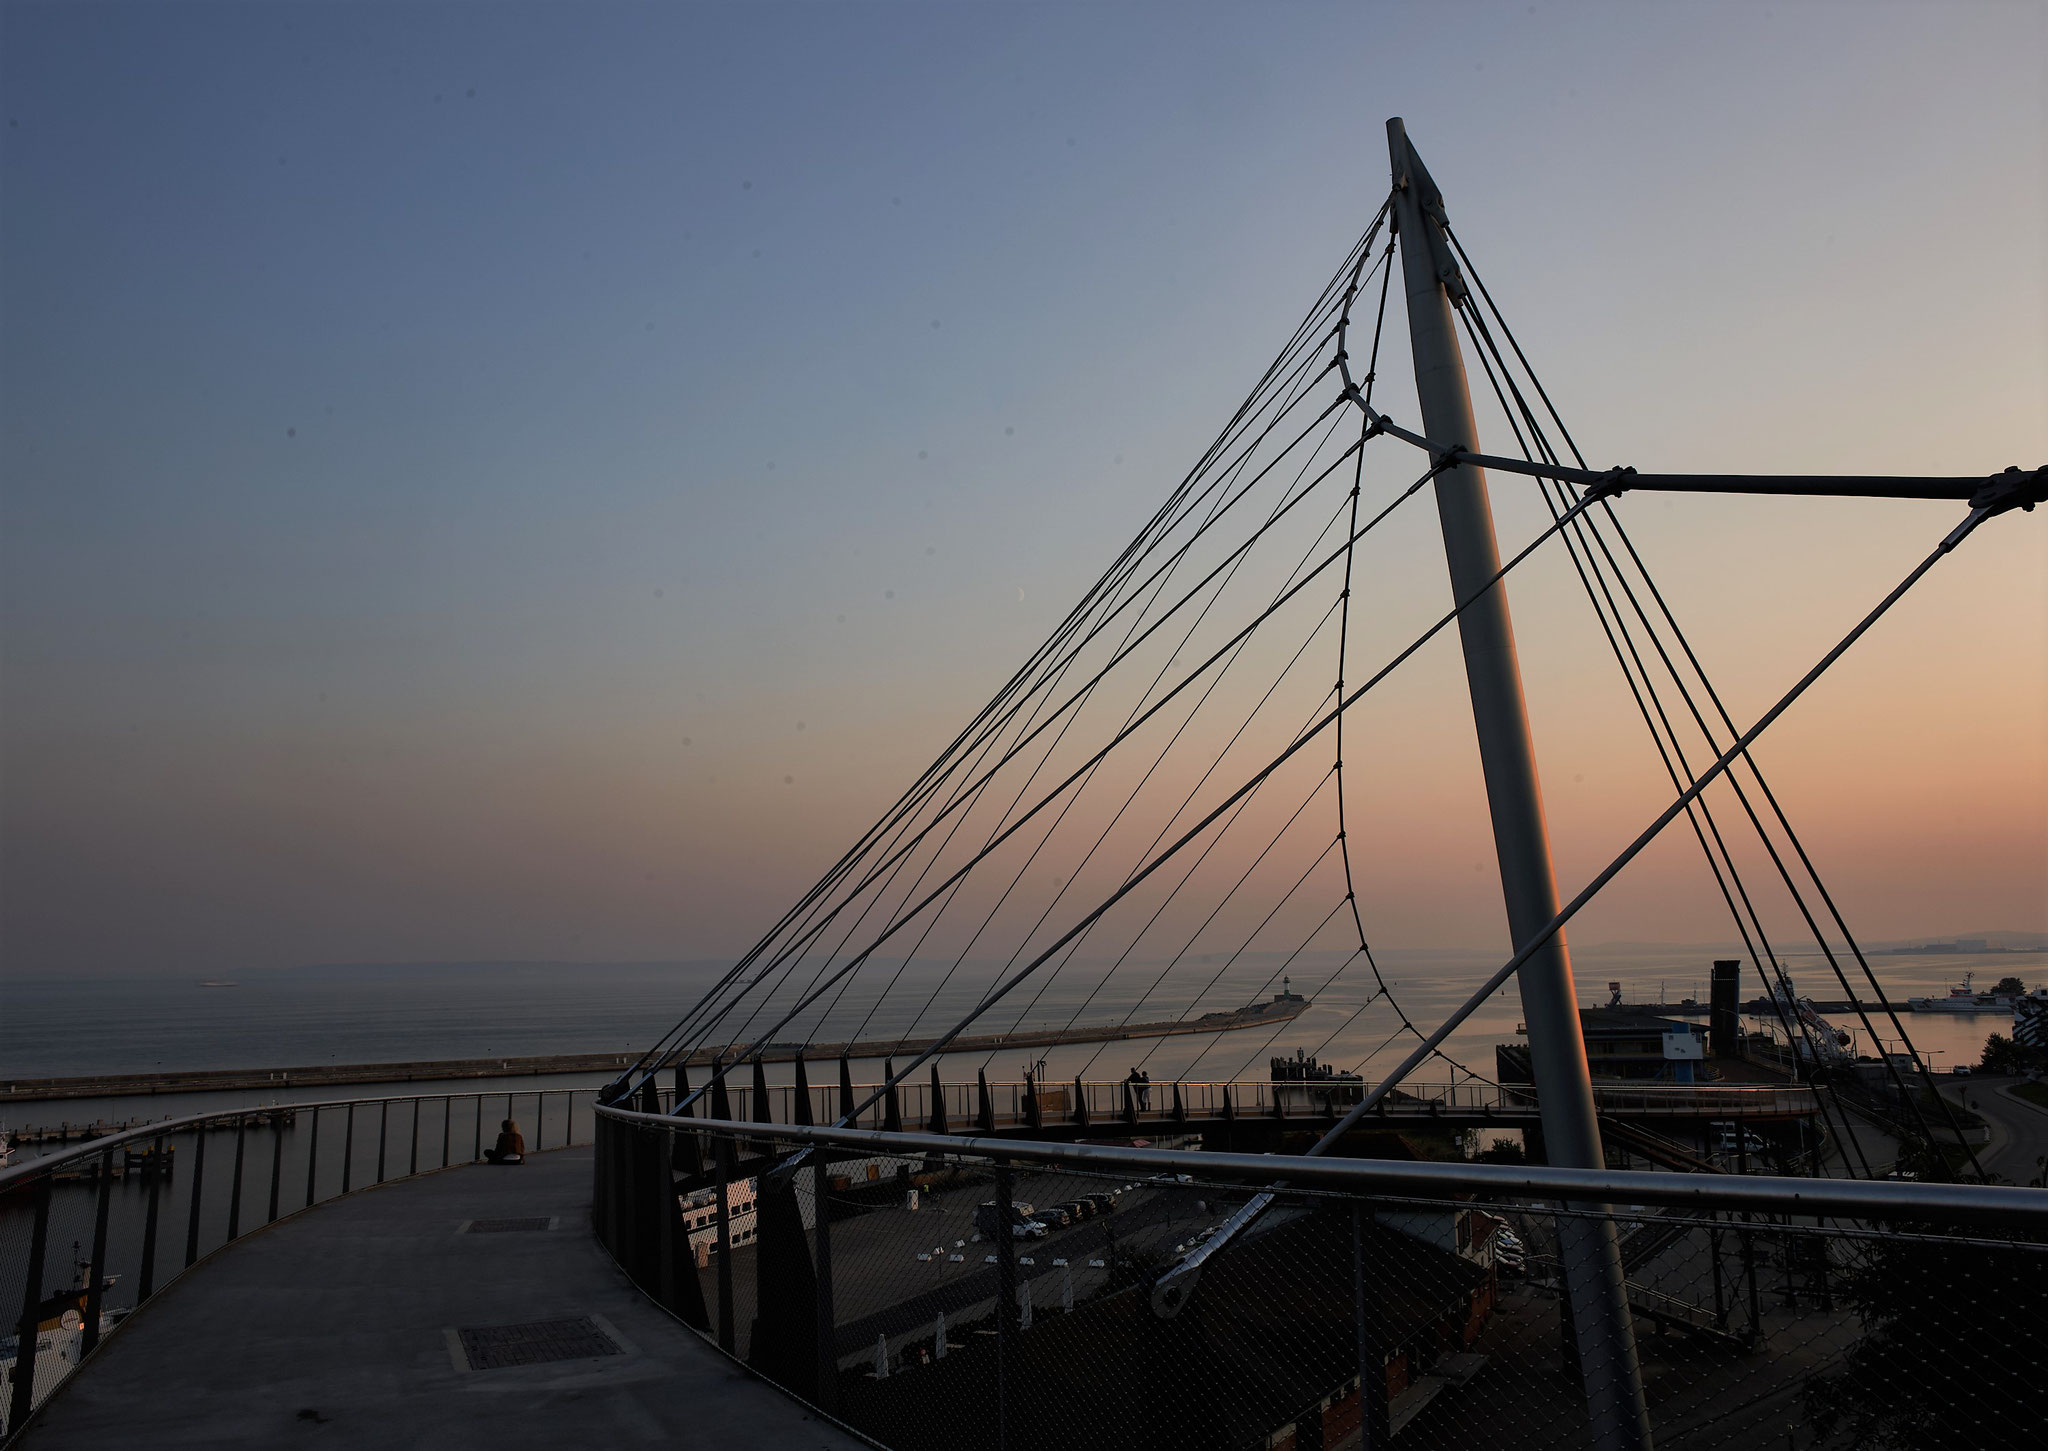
<box><xmin>456</xmin><ymin>1317</ymin><xmax>622</xmax><ymax>1370</ymax></box>
<box><xmin>464</xmin><ymin>1216</ymin><xmax>557</xmax><ymax>1233</ymax></box>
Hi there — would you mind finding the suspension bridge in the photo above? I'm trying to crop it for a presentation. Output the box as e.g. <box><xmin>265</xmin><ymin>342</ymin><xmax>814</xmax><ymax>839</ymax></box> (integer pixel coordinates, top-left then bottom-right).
<box><xmin>586</xmin><ymin>120</ymin><xmax>2041</xmax><ymax>1449</ymax></box>
<box><xmin>10</xmin><ymin>120</ymin><xmax>2042</xmax><ymax>1451</ymax></box>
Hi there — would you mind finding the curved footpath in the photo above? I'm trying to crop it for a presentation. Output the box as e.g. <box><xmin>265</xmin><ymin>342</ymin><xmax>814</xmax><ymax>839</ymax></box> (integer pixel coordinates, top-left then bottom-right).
<box><xmin>1942</xmin><ymin>1074</ymin><xmax>2048</xmax><ymax>1185</ymax></box>
<box><xmin>22</xmin><ymin>1146</ymin><xmax>864</xmax><ymax>1450</ymax></box>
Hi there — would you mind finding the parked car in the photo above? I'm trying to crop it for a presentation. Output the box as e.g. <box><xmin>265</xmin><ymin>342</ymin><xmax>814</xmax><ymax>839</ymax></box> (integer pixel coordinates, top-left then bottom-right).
<box><xmin>1082</xmin><ymin>1192</ymin><xmax>1118</xmax><ymax>1215</ymax></box>
<box><xmin>1059</xmin><ymin>1199</ymin><xmax>1093</xmax><ymax>1222</ymax></box>
<box><xmin>1952</xmin><ymin>1064</ymin><xmax>1973</xmax><ymax>1077</ymax></box>
<box><xmin>1037</xmin><ymin>1205</ymin><xmax>1074</xmax><ymax>1229</ymax></box>
<box><xmin>1707</xmin><ymin>1122</ymin><xmax>1769</xmax><ymax>1155</ymax></box>
<box><xmin>974</xmin><ymin>1201</ymin><xmax>1049</xmax><ymax>1240</ymax></box>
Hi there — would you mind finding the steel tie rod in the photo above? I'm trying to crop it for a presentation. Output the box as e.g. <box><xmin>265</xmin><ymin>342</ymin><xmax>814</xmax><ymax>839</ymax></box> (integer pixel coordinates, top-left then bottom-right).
<box><xmin>1351</xmin><ymin>400</ymin><xmax>2046</xmax><ymax>512</ymax></box>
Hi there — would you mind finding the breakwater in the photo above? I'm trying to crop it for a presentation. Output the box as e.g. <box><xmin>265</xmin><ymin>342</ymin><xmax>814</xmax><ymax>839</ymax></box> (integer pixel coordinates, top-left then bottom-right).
<box><xmin>1</xmin><ymin>998</ymin><xmax>1306</xmax><ymax>1103</ymax></box>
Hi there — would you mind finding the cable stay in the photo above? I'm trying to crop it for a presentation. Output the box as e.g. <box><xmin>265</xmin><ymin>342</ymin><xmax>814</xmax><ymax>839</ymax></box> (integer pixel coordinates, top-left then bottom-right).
<box><xmin>610</xmin><ymin>121</ymin><xmax>2036</xmax><ymax>1292</ymax></box>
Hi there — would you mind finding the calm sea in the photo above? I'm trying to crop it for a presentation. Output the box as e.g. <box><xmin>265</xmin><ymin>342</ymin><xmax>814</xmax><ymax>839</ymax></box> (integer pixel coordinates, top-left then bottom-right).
<box><xmin>4</xmin><ymin>947</ymin><xmax>2037</xmax><ymax>1131</ymax></box>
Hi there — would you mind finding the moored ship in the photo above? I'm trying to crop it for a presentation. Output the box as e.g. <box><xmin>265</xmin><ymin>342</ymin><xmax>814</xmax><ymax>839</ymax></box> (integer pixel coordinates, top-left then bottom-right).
<box><xmin>1907</xmin><ymin>974</ymin><xmax>2021</xmax><ymax>1013</ymax></box>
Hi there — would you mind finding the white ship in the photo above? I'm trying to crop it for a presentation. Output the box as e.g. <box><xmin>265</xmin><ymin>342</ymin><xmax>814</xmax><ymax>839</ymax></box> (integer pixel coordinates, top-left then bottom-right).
<box><xmin>1906</xmin><ymin>974</ymin><xmax>2019</xmax><ymax>1013</ymax></box>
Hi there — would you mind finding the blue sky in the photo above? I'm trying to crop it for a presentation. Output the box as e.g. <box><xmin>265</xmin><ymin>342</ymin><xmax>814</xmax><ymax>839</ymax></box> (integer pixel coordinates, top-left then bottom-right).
<box><xmin>3</xmin><ymin>1</ymin><xmax>2042</xmax><ymax>977</ymax></box>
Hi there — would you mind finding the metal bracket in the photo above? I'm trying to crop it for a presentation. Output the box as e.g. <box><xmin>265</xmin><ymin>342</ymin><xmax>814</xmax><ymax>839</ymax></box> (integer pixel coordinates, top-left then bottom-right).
<box><xmin>1968</xmin><ymin>464</ymin><xmax>2047</xmax><ymax>519</ymax></box>
<box><xmin>1582</xmin><ymin>467</ymin><xmax>1640</xmax><ymax>503</ymax></box>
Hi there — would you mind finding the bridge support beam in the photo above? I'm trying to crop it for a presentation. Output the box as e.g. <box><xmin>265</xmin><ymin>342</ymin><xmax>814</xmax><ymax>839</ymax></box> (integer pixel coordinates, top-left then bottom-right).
<box><xmin>1387</xmin><ymin>116</ymin><xmax>1651</xmax><ymax>1451</ymax></box>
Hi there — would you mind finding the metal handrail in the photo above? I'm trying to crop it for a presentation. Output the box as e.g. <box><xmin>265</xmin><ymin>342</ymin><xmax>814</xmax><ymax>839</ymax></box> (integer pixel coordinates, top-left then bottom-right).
<box><xmin>0</xmin><ymin>1089</ymin><xmax>568</xmax><ymax>1191</ymax></box>
<box><xmin>637</xmin><ymin>1074</ymin><xmax>1818</xmax><ymax>1132</ymax></box>
<box><xmin>598</xmin><ymin>1102</ymin><xmax>2048</xmax><ymax>1224</ymax></box>
<box><xmin>5</xmin><ymin>1087</ymin><xmax>600</xmax><ymax>1445</ymax></box>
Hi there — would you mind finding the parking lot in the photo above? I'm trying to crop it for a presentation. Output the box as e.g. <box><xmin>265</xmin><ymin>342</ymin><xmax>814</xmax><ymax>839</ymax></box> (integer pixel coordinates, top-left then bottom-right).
<box><xmin>711</xmin><ymin>1166</ymin><xmax>1248</xmax><ymax>1368</ymax></box>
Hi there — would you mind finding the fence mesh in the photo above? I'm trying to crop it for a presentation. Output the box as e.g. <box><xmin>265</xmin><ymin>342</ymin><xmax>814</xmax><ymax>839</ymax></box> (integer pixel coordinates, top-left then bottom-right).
<box><xmin>620</xmin><ymin>1116</ymin><xmax>2047</xmax><ymax>1451</ymax></box>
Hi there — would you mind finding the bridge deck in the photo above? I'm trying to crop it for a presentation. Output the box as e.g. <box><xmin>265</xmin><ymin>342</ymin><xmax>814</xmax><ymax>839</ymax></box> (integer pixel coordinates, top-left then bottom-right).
<box><xmin>18</xmin><ymin>1147</ymin><xmax>859</xmax><ymax>1451</ymax></box>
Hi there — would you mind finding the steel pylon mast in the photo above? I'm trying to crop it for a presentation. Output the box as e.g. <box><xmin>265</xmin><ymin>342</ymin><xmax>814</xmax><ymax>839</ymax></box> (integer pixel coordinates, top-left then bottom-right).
<box><xmin>1385</xmin><ymin>117</ymin><xmax>1653</xmax><ymax>1450</ymax></box>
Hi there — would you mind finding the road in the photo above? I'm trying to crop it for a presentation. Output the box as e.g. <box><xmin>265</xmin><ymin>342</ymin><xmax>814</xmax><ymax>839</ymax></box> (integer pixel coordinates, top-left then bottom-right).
<box><xmin>1941</xmin><ymin>1075</ymin><xmax>2048</xmax><ymax>1186</ymax></box>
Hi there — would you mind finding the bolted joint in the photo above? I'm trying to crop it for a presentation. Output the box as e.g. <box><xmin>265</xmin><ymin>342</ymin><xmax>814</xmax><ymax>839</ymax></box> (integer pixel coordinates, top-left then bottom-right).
<box><xmin>1969</xmin><ymin>464</ymin><xmax>2048</xmax><ymax>519</ymax></box>
<box><xmin>1583</xmin><ymin>466</ymin><xmax>1639</xmax><ymax>503</ymax></box>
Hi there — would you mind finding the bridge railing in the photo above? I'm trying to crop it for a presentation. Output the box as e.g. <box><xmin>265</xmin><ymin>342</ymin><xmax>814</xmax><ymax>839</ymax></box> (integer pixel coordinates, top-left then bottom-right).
<box><xmin>0</xmin><ymin>1087</ymin><xmax>602</xmax><ymax>1443</ymax></box>
<box><xmin>593</xmin><ymin>1102</ymin><xmax>2046</xmax><ymax>1451</ymax></box>
<box><xmin>650</xmin><ymin>1076</ymin><xmax>1816</xmax><ymax>1135</ymax></box>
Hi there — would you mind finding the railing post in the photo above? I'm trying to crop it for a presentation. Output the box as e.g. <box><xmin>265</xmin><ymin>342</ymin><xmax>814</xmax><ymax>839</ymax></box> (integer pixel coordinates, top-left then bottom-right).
<box><xmin>1811</xmin><ymin>1216</ymin><xmax>1834</xmax><ymax>1311</ymax></box>
<box><xmin>812</xmin><ymin>1146</ymin><xmax>838</xmax><ymax>1416</ymax></box>
<box><xmin>651</xmin><ymin>1119</ymin><xmax>685</xmax><ymax>1320</ymax></box>
<box><xmin>138</xmin><ymin>1134</ymin><xmax>165</xmax><ymax>1302</ymax></box>
<box><xmin>1351</xmin><ymin>1199</ymin><xmax>1389</xmax><ymax>1448</ymax></box>
<box><xmin>376</xmin><ymin>1100</ymin><xmax>389</xmax><ymax>1184</ymax></box>
<box><xmin>441</xmin><ymin>1096</ymin><xmax>452</xmax><ymax>1168</ymax></box>
<box><xmin>9</xmin><ymin>1174</ymin><xmax>51</xmax><ymax>1431</ymax></box>
<box><xmin>614</xmin><ymin>1107</ymin><xmax>639</xmax><ymax>1278</ymax></box>
<box><xmin>1708</xmin><ymin>1212</ymin><xmax>1726</xmax><ymax>1329</ymax></box>
<box><xmin>473</xmin><ymin>1096</ymin><xmax>484</xmax><ymax>1162</ymax></box>
<box><xmin>673</xmin><ymin>1067</ymin><xmax>703</xmax><ymax>1176</ymax></box>
<box><xmin>341</xmin><ymin>1103</ymin><xmax>356</xmax><ymax>1194</ymax></box>
<box><xmin>715</xmin><ymin>1132</ymin><xmax>736</xmax><ymax>1354</ymax></box>
<box><xmin>183</xmin><ymin>1129</ymin><xmax>208</xmax><ymax>1267</ymax></box>
<box><xmin>592</xmin><ymin>1110</ymin><xmax>613</xmax><ymax>1255</ymax></box>
<box><xmin>81</xmin><ymin>1149</ymin><xmax>114</xmax><ymax>1354</ymax></box>
<box><xmin>1740</xmin><ymin>1207</ymin><xmax>1763</xmax><ymax>1348</ymax></box>
<box><xmin>305</xmin><ymin>1107</ymin><xmax>321</xmax><ymax>1207</ymax></box>
<box><xmin>994</xmin><ymin>1157</ymin><xmax>1018</xmax><ymax>1451</ymax></box>
<box><xmin>227</xmin><ymin>1119</ymin><xmax>248</xmax><ymax>1240</ymax></box>
<box><xmin>410</xmin><ymin>1098</ymin><xmax>421</xmax><ymax>1176</ymax></box>
<box><xmin>267</xmin><ymin>1114</ymin><xmax>285</xmax><ymax>1224</ymax></box>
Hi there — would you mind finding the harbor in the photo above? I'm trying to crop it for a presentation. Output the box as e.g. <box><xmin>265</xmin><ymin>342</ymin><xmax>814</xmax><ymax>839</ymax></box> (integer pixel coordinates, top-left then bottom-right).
<box><xmin>2</xmin><ymin>8</ymin><xmax>2043</xmax><ymax>1449</ymax></box>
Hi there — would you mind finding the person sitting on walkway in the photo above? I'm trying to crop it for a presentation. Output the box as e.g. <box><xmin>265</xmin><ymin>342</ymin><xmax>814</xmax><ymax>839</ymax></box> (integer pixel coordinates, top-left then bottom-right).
<box><xmin>483</xmin><ymin>1119</ymin><xmax>526</xmax><ymax>1165</ymax></box>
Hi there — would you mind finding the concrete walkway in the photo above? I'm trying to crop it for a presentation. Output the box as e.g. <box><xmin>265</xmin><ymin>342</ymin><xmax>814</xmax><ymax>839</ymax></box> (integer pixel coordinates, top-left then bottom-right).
<box><xmin>23</xmin><ymin>1146</ymin><xmax>865</xmax><ymax>1450</ymax></box>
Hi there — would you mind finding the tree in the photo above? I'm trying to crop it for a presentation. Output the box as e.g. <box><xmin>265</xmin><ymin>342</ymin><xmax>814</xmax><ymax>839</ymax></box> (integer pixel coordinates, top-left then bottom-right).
<box><xmin>1979</xmin><ymin>1033</ymin><xmax>2048</xmax><ymax>1075</ymax></box>
<box><xmin>1992</xmin><ymin>975</ymin><xmax>2027</xmax><ymax>996</ymax></box>
<box><xmin>1806</xmin><ymin>1219</ymin><xmax>2048</xmax><ymax>1449</ymax></box>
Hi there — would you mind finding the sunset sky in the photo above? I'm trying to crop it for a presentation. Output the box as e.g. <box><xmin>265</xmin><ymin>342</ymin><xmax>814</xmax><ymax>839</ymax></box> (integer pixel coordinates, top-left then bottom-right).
<box><xmin>3</xmin><ymin>1</ymin><xmax>2043</xmax><ymax>982</ymax></box>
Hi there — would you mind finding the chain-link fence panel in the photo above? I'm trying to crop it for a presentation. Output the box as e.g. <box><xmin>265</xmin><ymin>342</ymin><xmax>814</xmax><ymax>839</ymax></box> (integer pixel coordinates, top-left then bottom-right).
<box><xmin>597</xmin><ymin>1109</ymin><xmax>2047</xmax><ymax>1451</ymax></box>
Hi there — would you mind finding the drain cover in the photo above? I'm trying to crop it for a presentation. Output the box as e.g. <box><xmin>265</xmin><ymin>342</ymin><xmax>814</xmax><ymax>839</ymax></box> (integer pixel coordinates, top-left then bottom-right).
<box><xmin>463</xmin><ymin>1216</ymin><xmax>557</xmax><ymax>1233</ymax></box>
<box><xmin>455</xmin><ymin>1317</ymin><xmax>622</xmax><ymax>1370</ymax></box>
